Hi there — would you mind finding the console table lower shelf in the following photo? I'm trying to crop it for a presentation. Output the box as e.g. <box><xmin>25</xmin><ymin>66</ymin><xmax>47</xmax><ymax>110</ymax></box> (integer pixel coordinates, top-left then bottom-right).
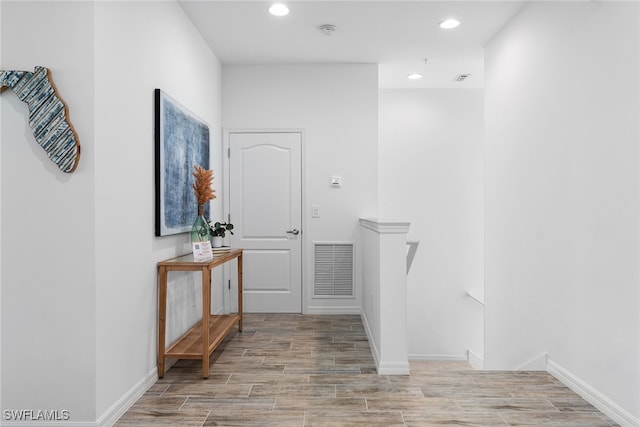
<box><xmin>157</xmin><ymin>249</ymin><xmax>243</xmax><ymax>379</ymax></box>
<box><xmin>165</xmin><ymin>314</ymin><xmax>240</xmax><ymax>360</ymax></box>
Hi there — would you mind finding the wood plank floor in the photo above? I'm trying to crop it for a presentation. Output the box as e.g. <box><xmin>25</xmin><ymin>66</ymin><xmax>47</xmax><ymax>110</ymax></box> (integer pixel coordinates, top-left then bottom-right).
<box><xmin>115</xmin><ymin>314</ymin><xmax>619</xmax><ymax>426</ymax></box>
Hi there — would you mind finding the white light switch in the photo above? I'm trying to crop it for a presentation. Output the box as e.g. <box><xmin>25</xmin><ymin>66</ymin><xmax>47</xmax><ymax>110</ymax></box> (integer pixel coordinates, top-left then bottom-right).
<box><xmin>312</xmin><ymin>205</ymin><xmax>320</xmax><ymax>218</ymax></box>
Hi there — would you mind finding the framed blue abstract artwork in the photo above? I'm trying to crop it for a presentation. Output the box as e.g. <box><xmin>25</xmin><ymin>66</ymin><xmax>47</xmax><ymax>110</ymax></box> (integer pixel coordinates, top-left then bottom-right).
<box><xmin>155</xmin><ymin>89</ymin><xmax>210</xmax><ymax>236</ymax></box>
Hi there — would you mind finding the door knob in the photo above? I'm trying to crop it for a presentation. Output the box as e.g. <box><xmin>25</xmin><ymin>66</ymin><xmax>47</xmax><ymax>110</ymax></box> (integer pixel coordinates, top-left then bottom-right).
<box><xmin>286</xmin><ymin>229</ymin><xmax>300</xmax><ymax>236</ymax></box>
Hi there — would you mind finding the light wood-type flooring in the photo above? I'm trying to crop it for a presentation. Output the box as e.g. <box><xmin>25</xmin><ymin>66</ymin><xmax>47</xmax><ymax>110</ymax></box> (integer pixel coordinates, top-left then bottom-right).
<box><xmin>115</xmin><ymin>314</ymin><xmax>619</xmax><ymax>426</ymax></box>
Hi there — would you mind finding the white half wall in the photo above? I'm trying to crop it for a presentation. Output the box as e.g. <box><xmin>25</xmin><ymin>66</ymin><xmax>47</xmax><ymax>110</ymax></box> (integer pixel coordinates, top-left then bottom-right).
<box><xmin>94</xmin><ymin>1</ymin><xmax>222</xmax><ymax>421</ymax></box>
<box><xmin>485</xmin><ymin>1</ymin><xmax>639</xmax><ymax>422</ymax></box>
<box><xmin>379</xmin><ymin>89</ymin><xmax>484</xmax><ymax>361</ymax></box>
<box><xmin>222</xmin><ymin>64</ymin><xmax>378</xmax><ymax>313</ymax></box>
<box><xmin>360</xmin><ymin>218</ymin><xmax>411</xmax><ymax>375</ymax></box>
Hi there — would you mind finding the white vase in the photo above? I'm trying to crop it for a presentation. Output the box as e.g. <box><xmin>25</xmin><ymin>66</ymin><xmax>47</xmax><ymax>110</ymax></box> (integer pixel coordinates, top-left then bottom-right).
<box><xmin>212</xmin><ymin>236</ymin><xmax>223</xmax><ymax>248</ymax></box>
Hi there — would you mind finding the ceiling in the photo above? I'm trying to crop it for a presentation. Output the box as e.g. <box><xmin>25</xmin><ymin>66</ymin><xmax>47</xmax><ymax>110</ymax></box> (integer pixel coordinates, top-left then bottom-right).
<box><xmin>179</xmin><ymin>1</ymin><xmax>526</xmax><ymax>89</ymax></box>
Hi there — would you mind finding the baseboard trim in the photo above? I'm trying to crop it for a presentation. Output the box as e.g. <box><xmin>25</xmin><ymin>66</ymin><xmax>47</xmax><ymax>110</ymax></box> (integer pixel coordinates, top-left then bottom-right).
<box><xmin>378</xmin><ymin>361</ymin><xmax>410</xmax><ymax>375</ymax></box>
<box><xmin>361</xmin><ymin>312</ymin><xmax>410</xmax><ymax>375</ymax></box>
<box><xmin>467</xmin><ymin>350</ymin><xmax>484</xmax><ymax>370</ymax></box>
<box><xmin>408</xmin><ymin>353</ymin><xmax>468</xmax><ymax>362</ymax></box>
<box><xmin>360</xmin><ymin>311</ymin><xmax>381</xmax><ymax>371</ymax></box>
<box><xmin>516</xmin><ymin>353</ymin><xmax>548</xmax><ymax>371</ymax></box>
<box><xmin>306</xmin><ymin>306</ymin><xmax>362</xmax><ymax>315</ymax></box>
<box><xmin>96</xmin><ymin>367</ymin><xmax>157</xmax><ymax>427</ymax></box>
<box><xmin>547</xmin><ymin>359</ymin><xmax>640</xmax><ymax>427</ymax></box>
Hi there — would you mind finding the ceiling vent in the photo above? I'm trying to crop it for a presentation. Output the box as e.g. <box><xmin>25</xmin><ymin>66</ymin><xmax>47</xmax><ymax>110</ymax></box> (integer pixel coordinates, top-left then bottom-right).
<box><xmin>453</xmin><ymin>74</ymin><xmax>471</xmax><ymax>82</ymax></box>
<box><xmin>319</xmin><ymin>24</ymin><xmax>337</xmax><ymax>36</ymax></box>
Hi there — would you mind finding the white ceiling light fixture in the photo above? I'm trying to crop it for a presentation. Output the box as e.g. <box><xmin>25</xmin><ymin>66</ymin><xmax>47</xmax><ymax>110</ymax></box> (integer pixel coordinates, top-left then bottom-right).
<box><xmin>439</xmin><ymin>18</ymin><xmax>460</xmax><ymax>29</ymax></box>
<box><xmin>269</xmin><ymin>3</ymin><xmax>289</xmax><ymax>17</ymax></box>
<box><xmin>407</xmin><ymin>73</ymin><xmax>423</xmax><ymax>80</ymax></box>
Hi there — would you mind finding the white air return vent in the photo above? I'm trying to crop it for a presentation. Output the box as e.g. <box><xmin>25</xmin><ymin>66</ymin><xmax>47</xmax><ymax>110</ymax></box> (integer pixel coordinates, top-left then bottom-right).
<box><xmin>453</xmin><ymin>73</ymin><xmax>471</xmax><ymax>82</ymax></box>
<box><xmin>313</xmin><ymin>242</ymin><xmax>354</xmax><ymax>298</ymax></box>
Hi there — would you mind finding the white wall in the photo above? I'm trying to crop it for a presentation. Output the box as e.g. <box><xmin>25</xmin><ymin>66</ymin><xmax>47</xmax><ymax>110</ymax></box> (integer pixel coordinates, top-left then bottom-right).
<box><xmin>0</xmin><ymin>0</ymin><xmax>4</xmax><ymax>415</ymax></box>
<box><xmin>485</xmin><ymin>1</ymin><xmax>639</xmax><ymax>421</ymax></box>
<box><xmin>94</xmin><ymin>1</ymin><xmax>222</xmax><ymax>420</ymax></box>
<box><xmin>379</xmin><ymin>89</ymin><xmax>484</xmax><ymax>361</ymax></box>
<box><xmin>1</xmin><ymin>1</ymin><xmax>97</xmax><ymax>422</ymax></box>
<box><xmin>1</xmin><ymin>0</ymin><xmax>222</xmax><ymax>423</ymax></box>
<box><xmin>222</xmin><ymin>64</ymin><xmax>379</xmax><ymax>313</ymax></box>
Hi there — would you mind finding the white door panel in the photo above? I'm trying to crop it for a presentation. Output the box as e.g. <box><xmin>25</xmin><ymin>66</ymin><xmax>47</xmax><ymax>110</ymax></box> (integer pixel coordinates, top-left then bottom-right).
<box><xmin>229</xmin><ymin>132</ymin><xmax>302</xmax><ymax>313</ymax></box>
<box><xmin>243</xmin><ymin>249</ymin><xmax>291</xmax><ymax>292</ymax></box>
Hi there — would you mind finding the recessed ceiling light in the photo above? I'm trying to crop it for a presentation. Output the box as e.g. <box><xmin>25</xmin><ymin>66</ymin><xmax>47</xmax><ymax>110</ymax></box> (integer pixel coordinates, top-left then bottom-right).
<box><xmin>269</xmin><ymin>3</ymin><xmax>289</xmax><ymax>16</ymax></box>
<box><xmin>407</xmin><ymin>73</ymin><xmax>423</xmax><ymax>80</ymax></box>
<box><xmin>439</xmin><ymin>19</ymin><xmax>460</xmax><ymax>29</ymax></box>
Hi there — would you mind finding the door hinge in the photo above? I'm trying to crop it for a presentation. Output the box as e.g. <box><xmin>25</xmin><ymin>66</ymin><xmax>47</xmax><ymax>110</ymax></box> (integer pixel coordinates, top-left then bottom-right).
<box><xmin>228</xmin><ymin>280</ymin><xmax>231</xmax><ymax>290</ymax></box>
<box><xmin>228</xmin><ymin>213</ymin><xmax>231</xmax><ymax>223</ymax></box>
<box><xmin>227</xmin><ymin>148</ymin><xmax>230</xmax><ymax>158</ymax></box>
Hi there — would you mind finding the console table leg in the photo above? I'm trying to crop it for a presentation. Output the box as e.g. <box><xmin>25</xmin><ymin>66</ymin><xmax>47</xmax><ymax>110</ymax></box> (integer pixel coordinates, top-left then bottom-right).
<box><xmin>157</xmin><ymin>266</ymin><xmax>167</xmax><ymax>378</ymax></box>
<box><xmin>238</xmin><ymin>254</ymin><xmax>243</xmax><ymax>332</ymax></box>
<box><xmin>202</xmin><ymin>266</ymin><xmax>211</xmax><ymax>379</ymax></box>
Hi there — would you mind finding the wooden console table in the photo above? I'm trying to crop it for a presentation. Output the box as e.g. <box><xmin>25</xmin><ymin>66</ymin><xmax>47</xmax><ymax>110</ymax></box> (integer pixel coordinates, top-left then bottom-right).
<box><xmin>157</xmin><ymin>249</ymin><xmax>243</xmax><ymax>378</ymax></box>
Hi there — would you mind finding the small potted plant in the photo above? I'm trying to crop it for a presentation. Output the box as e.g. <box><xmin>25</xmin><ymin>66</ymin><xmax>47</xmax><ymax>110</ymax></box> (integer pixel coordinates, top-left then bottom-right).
<box><xmin>209</xmin><ymin>221</ymin><xmax>234</xmax><ymax>248</ymax></box>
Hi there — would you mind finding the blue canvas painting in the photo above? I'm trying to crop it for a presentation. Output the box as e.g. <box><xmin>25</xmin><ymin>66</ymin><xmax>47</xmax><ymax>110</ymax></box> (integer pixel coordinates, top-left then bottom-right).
<box><xmin>155</xmin><ymin>89</ymin><xmax>210</xmax><ymax>236</ymax></box>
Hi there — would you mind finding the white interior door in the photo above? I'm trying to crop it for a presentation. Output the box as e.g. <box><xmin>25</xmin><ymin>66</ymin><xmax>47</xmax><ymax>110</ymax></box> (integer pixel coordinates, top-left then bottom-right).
<box><xmin>228</xmin><ymin>132</ymin><xmax>302</xmax><ymax>313</ymax></box>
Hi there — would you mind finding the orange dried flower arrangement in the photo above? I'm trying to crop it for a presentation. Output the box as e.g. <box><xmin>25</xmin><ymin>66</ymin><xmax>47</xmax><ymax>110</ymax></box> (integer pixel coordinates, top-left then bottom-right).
<box><xmin>192</xmin><ymin>165</ymin><xmax>215</xmax><ymax>212</ymax></box>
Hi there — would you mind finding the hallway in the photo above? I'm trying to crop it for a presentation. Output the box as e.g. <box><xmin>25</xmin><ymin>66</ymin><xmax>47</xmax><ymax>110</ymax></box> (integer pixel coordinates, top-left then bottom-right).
<box><xmin>116</xmin><ymin>314</ymin><xmax>618</xmax><ymax>426</ymax></box>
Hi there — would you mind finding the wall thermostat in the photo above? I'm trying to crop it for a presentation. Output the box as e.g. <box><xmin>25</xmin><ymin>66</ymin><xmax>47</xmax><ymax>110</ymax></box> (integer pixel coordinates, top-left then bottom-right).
<box><xmin>330</xmin><ymin>176</ymin><xmax>342</xmax><ymax>188</ymax></box>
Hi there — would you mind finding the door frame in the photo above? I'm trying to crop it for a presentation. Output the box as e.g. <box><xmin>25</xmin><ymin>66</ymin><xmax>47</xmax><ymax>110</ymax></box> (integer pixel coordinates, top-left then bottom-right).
<box><xmin>222</xmin><ymin>129</ymin><xmax>307</xmax><ymax>314</ymax></box>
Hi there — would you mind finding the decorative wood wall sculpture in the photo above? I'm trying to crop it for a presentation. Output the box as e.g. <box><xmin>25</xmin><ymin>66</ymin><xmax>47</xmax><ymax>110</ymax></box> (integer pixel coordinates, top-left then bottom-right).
<box><xmin>0</xmin><ymin>66</ymin><xmax>80</xmax><ymax>173</ymax></box>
